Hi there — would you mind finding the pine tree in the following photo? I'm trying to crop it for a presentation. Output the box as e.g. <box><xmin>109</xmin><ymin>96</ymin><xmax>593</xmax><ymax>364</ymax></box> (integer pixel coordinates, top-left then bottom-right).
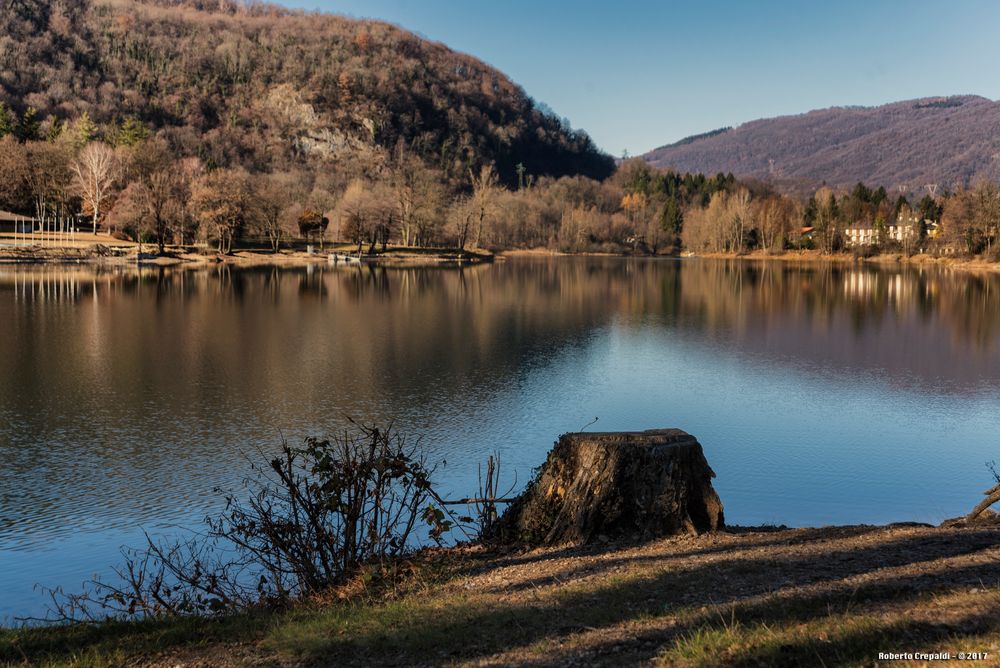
<box><xmin>16</xmin><ymin>107</ymin><xmax>40</xmax><ymax>141</ymax></box>
<box><xmin>74</xmin><ymin>112</ymin><xmax>97</xmax><ymax>148</ymax></box>
<box><xmin>0</xmin><ymin>103</ymin><xmax>15</xmax><ymax>139</ymax></box>
<box><xmin>114</xmin><ymin>117</ymin><xmax>149</xmax><ymax>147</ymax></box>
<box><xmin>46</xmin><ymin>116</ymin><xmax>64</xmax><ymax>142</ymax></box>
<box><xmin>662</xmin><ymin>197</ymin><xmax>683</xmax><ymax>234</ymax></box>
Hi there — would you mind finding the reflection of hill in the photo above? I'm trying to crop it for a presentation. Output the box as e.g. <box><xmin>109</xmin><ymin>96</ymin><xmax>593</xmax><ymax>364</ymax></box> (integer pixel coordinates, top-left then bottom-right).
<box><xmin>0</xmin><ymin>261</ymin><xmax>654</xmax><ymax>546</ymax></box>
<box><xmin>2</xmin><ymin>260</ymin><xmax>1000</xmax><ymax>409</ymax></box>
<box><xmin>1</xmin><ymin>258</ymin><xmax>1000</xmax><ymax>547</ymax></box>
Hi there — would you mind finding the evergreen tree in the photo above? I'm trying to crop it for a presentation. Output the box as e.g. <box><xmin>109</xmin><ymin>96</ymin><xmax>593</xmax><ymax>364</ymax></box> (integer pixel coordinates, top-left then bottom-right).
<box><xmin>46</xmin><ymin>116</ymin><xmax>64</xmax><ymax>142</ymax></box>
<box><xmin>828</xmin><ymin>193</ymin><xmax>840</xmax><ymax>221</ymax></box>
<box><xmin>0</xmin><ymin>103</ymin><xmax>15</xmax><ymax>139</ymax></box>
<box><xmin>16</xmin><ymin>107</ymin><xmax>40</xmax><ymax>141</ymax></box>
<box><xmin>114</xmin><ymin>117</ymin><xmax>150</xmax><ymax>147</ymax></box>
<box><xmin>917</xmin><ymin>194</ymin><xmax>942</xmax><ymax>222</ymax></box>
<box><xmin>803</xmin><ymin>196</ymin><xmax>818</xmax><ymax>226</ymax></box>
<box><xmin>74</xmin><ymin>112</ymin><xmax>97</xmax><ymax>148</ymax></box>
<box><xmin>892</xmin><ymin>195</ymin><xmax>910</xmax><ymax>221</ymax></box>
<box><xmin>851</xmin><ymin>182</ymin><xmax>872</xmax><ymax>203</ymax></box>
<box><xmin>661</xmin><ymin>197</ymin><xmax>683</xmax><ymax>234</ymax></box>
<box><xmin>872</xmin><ymin>186</ymin><xmax>888</xmax><ymax>207</ymax></box>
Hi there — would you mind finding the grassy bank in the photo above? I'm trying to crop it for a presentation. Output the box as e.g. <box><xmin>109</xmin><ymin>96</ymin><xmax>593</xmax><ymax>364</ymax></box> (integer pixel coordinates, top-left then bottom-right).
<box><xmin>4</xmin><ymin>522</ymin><xmax>999</xmax><ymax>667</ymax></box>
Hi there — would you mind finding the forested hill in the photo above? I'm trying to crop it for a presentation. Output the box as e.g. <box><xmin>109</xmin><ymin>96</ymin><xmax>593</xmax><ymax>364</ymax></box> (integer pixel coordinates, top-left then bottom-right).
<box><xmin>642</xmin><ymin>96</ymin><xmax>1000</xmax><ymax>192</ymax></box>
<box><xmin>0</xmin><ymin>0</ymin><xmax>614</xmax><ymax>185</ymax></box>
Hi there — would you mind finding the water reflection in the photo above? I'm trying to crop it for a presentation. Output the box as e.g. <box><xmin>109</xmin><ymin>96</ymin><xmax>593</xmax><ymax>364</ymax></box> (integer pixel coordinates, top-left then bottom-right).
<box><xmin>1</xmin><ymin>257</ymin><xmax>1000</xmax><ymax>619</ymax></box>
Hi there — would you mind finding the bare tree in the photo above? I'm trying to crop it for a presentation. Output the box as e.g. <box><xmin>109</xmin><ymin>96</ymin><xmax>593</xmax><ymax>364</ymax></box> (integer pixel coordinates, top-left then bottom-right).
<box><xmin>447</xmin><ymin>195</ymin><xmax>476</xmax><ymax>251</ymax></box>
<box><xmin>0</xmin><ymin>136</ymin><xmax>29</xmax><ymax>212</ymax></box>
<box><xmin>142</xmin><ymin>170</ymin><xmax>183</xmax><ymax>254</ymax></box>
<box><xmin>812</xmin><ymin>187</ymin><xmax>840</xmax><ymax>253</ymax></box>
<box><xmin>335</xmin><ymin>179</ymin><xmax>395</xmax><ymax>254</ymax></box>
<box><xmin>390</xmin><ymin>148</ymin><xmax>443</xmax><ymax>247</ymax></box>
<box><xmin>469</xmin><ymin>164</ymin><xmax>499</xmax><ymax>249</ymax></box>
<box><xmin>337</xmin><ymin>179</ymin><xmax>373</xmax><ymax>255</ymax></box>
<box><xmin>70</xmin><ymin>142</ymin><xmax>120</xmax><ymax>235</ymax></box>
<box><xmin>253</xmin><ymin>173</ymin><xmax>300</xmax><ymax>253</ymax></box>
<box><xmin>687</xmin><ymin>191</ymin><xmax>734</xmax><ymax>253</ymax></box>
<box><xmin>26</xmin><ymin>140</ymin><xmax>73</xmax><ymax>221</ymax></box>
<box><xmin>974</xmin><ymin>179</ymin><xmax>1000</xmax><ymax>257</ymax></box>
<box><xmin>190</xmin><ymin>169</ymin><xmax>252</xmax><ymax>254</ymax></box>
<box><xmin>755</xmin><ymin>195</ymin><xmax>796</xmax><ymax>252</ymax></box>
<box><xmin>731</xmin><ymin>187</ymin><xmax>751</xmax><ymax>252</ymax></box>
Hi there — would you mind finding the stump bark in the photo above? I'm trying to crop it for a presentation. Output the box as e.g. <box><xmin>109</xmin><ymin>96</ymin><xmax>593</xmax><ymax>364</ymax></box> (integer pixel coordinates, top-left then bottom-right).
<box><xmin>493</xmin><ymin>429</ymin><xmax>724</xmax><ymax>546</ymax></box>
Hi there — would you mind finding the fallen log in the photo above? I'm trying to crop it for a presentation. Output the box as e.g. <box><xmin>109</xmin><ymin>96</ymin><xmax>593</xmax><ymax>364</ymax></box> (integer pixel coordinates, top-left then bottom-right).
<box><xmin>491</xmin><ymin>429</ymin><xmax>724</xmax><ymax>546</ymax></box>
<box><xmin>965</xmin><ymin>484</ymin><xmax>1000</xmax><ymax>522</ymax></box>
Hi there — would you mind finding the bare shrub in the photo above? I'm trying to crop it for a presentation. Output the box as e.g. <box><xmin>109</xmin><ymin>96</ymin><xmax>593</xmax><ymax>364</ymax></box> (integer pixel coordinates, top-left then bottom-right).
<box><xmin>45</xmin><ymin>422</ymin><xmax>454</xmax><ymax>620</ymax></box>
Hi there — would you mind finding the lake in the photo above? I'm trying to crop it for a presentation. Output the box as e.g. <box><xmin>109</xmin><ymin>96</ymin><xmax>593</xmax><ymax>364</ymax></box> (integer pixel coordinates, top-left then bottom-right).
<box><xmin>2</xmin><ymin>257</ymin><xmax>1000</xmax><ymax>620</ymax></box>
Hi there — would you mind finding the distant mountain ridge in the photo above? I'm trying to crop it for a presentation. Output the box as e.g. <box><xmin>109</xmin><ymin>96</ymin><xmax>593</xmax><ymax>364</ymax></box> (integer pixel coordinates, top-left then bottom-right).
<box><xmin>642</xmin><ymin>96</ymin><xmax>1000</xmax><ymax>192</ymax></box>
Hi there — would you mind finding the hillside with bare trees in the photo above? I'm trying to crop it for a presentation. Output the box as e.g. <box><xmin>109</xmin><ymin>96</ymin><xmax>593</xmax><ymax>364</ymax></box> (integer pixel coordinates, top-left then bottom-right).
<box><xmin>0</xmin><ymin>0</ymin><xmax>613</xmax><ymax>186</ymax></box>
<box><xmin>643</xmin><ymin>96</ymin><xmax>1000</xmax><ymax>194</ymax></box>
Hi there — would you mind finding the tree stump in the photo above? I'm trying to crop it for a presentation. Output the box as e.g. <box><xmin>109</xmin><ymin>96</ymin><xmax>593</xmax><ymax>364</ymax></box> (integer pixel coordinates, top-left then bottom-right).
<box><xmin>492</xmin><ymin>429</ymin><xmax>724</xmax><ymax>546</ymax></box>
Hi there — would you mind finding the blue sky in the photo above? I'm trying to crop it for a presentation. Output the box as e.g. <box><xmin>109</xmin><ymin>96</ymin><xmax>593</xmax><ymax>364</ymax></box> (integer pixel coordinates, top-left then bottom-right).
<box><xmin>280</xmin><ymin>0</ymin><xmax>1000</xmax><ymax>156</ymax></box>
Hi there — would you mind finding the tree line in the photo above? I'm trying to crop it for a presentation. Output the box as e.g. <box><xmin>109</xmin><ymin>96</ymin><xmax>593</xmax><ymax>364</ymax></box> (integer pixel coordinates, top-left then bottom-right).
<box><xmin>3</xmin><ymin>104</ymin><xmax>1000</xmax><ymax>258</ymax></box>
<box><xmin>5</xmin><ymin>0</ymin><xmax>999</xmax><ymax>260</ymax></box>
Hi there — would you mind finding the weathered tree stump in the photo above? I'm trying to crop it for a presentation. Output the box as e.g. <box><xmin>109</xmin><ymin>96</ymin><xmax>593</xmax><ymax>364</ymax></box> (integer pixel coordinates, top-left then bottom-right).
<box><xmin>492</xmin><ymin>429</ymin><xmax>724</xmax><ymax>546</ymax></box>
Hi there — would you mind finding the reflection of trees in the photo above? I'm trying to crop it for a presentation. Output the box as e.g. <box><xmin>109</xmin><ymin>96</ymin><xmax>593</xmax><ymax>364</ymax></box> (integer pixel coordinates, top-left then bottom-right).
<box><xmin>4</xmin><ymin>261</ymin><xmax>1000</xmax><ymax>383</ymax></box>
<box><xmin>4</xmin><ymin>260</ymin><xmax>1000</xmax><ymax>363</ymax></box>
<box><xmin>946</xmin><ymin>274</ymin><xmax>1000</xmax><ymax>349</ymax></box>
<box><xmin>668</xmin><ymin>260</ymin><xmax>1000</xmax><ymax>352</ymax></box>
<box><xmin>3</xmin><ymin>259</ymin><xmax>1000</xmax><ymax>546</ymax></box>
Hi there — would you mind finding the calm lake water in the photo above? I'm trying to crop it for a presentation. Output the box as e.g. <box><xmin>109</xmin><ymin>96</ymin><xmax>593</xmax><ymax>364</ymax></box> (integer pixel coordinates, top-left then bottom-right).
<box><xmin>2</xmin><ymin>257</ymin><xmax>1000</xmax><ymax>620</ymax></box>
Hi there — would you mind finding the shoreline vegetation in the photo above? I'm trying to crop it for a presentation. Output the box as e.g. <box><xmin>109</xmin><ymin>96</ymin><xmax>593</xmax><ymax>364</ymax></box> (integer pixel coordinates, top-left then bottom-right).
<box><xmin>2</xmin><ymin>521</ymin><xmax>998</xmax><ymax>667</ymax></box>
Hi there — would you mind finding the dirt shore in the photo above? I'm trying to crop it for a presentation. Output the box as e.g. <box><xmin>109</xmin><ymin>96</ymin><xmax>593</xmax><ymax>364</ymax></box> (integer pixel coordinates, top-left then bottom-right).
<box><xmin>5</xmin><ymin>520</ymin><xmax>998</xmax><ymax>667</ymax></box>
<box><xmin>5</xmin><ymin>242</ymin><xmax>997</xmax><ymax>274</ymax></box>
<box><xmin>152</xmin><ymin>521</ymin><xmax>1000</xmax><ymax>667</ymax></box>
<box><xmin>0</xmin><ymin>242</ymin><xmax>493</xmax><ymax>268</ymax></box>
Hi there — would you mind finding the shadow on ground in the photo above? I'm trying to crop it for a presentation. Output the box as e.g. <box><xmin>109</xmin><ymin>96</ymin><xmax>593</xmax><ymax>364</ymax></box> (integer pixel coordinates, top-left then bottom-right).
<box><xmin>269</xmin><ymin>525</ymin><xmax>1000</xmax><ymax>666</ymax></box>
